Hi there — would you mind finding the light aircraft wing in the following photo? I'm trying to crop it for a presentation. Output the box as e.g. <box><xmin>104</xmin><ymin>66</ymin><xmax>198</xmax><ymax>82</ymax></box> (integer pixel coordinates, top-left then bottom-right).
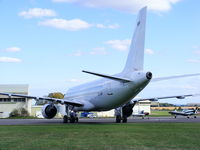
<box><xmin>152</xmin><ymin>73</ymin><xmax>200</xmax><ymax>82</ymax></box>
<box><xmin>132</xmin><ymin>93</ymin><xmax>200</xmax><ymax>102</ymax></box>
<box><xmin>0</xmin><ymin>92</ymin><xmax>83</xmax><ymax>107</ymax></box>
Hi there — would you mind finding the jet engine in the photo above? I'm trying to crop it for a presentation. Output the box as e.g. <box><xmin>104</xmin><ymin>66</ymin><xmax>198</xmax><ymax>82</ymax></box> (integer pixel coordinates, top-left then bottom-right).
<box><xmin>42</xmin><ymin>104</ymin><xmax>57</xmax><ymax>119</ymax></box>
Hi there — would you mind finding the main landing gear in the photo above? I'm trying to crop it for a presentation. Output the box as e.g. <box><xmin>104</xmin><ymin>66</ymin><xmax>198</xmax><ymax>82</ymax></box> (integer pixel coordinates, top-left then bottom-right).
<box><xmin>115</xmin><ymin>102</ymin><xmax>136</xmax><ymax>123</ymax></box>
<box><xmin>63</xmin><ymin>105</ymin><xmax>78</xmax><ymax>123</ymax></box>
<box><xmin>115</xmin><ymin>107</ymin><xmax>128</xmax><ymax>123</ymax></box>
<box><xmin>63</xmin><ymin>112</ymin><xmax>79</xmax><ymax>123</ymax></box>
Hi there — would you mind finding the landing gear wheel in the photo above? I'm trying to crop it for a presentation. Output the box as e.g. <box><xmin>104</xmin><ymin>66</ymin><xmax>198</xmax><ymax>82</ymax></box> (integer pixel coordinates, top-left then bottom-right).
<box><xmin>122</xmin><ymin>116</ymin><xmax>127</xmax><ymax>123</ymax></box>
<box><xmin>194</xmin><ymin>116</ymin><xmax>197</xmax><ymax>118</ymax></box>
<box><xmin>63</xmin><ymin>115</ymin><xmax>68</xmax><ymax>123</ymax></box>
<box><xmin>116</xmin><ymin>115</ymin><xmax>121</xmax><ymax>123</ymax></box>
<box><xmin>70</xmin><ymin>116</ymin><xmax>76</xmax><ymax>123</ymax></box>
<box><xmin>75</xmin><ymin>117</ymin><xmax>79</xmax><ymax>123</ymax></box>
<box><xmin>187</xmin><ymin>116</ymin><xmax>190</xmax><ymax>119</ymax></box>
<box><xmin>174</xmin><ymin>115</ymin><xmax>176</xmax><ymax>118</ymax></box>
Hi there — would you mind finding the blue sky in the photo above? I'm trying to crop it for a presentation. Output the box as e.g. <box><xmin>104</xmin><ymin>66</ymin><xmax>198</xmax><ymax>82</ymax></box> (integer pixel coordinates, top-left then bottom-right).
<box><xmin>0</xmin><ymin>0</ymin><xmax>200</xmax><ymax>104</ymax></box>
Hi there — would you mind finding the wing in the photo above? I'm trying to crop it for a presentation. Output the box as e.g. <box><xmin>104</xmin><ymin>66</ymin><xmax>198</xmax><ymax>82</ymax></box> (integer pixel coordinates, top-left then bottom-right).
<box><xmin>132</xmin><ymin>93</ymin><xmax>200</xmax><ymax>102</ymax></box>
<box><xmin>0</xmin><ymin>92</ymin><xmax>83</xmax><ymax>107</ymax></box>
<box><xmin>152</xmin><ymin>73</ymin><xmax>200</xmax><ymax>82</ymax></box>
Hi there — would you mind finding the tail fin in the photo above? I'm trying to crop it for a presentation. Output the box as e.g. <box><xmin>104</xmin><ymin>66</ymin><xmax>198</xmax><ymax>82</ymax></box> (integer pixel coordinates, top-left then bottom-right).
<box><xmin>122</xmin><ymin>7</ymin><xmax>147</xmax><ymax>75</ymax></box>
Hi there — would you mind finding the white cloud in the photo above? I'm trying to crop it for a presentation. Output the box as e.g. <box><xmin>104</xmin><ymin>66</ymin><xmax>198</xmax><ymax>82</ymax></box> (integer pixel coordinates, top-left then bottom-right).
<box><xmin>194</xmin><ymin>50</ymin><xmax>200</xmax><ymax>55</ymax></box>
<box><xmin>90</xmin><ymin>47</ymin><xmax>107</xmax><ymax>55</ymax></box>
<box><xmin>145</xmin><ymin>49</ymin><xmax>154</xmax><ymax>55</ymax></box>
<box><xmin>0</xmin><ymin>57</ymin><xmax>21</xmax><ymax>63</ymax></box>
<box><xmin>39</xmin><ymin>18</ymin><xmax>91</xmax><ymax>31</ymax></box>
<box><xmin>71</xmin><ymin>51</ymin><xmax>83</xmax><ymax>56</ymax></box>
<box><xmin>96</xmin><ymin>23</ymin><xmax>120</xmax><ymax>29</ymax></box>
<box><xmin>187</xmin><ymin>59</ymin><xmax>200</xmax><ymax>63</ymax></box>
<box><xmin>39</xmin><ymin>18</ymin><xmax>119</xmax><ymax>31</ymax></box>
<box><xmin>53</xmin><ymin>0</ymin><xmax>77</xmax><ymax>2</ymax></box>
<box><xmin>52</xmin><ymin>0</ymin><xmax>181</xmax><ymax>13</ymax></box>
<box><xmin>4</xmin><ymin>47</ymin><xmax>21</xmax><ymax>52</ymax></box>
<box><xmin>106</xmin><ymin>39</ymin><xmax>131</xmax><ymax>51</ymax></box>
<box><xmin>67</xmin><ymin>78</ymin><xmax>80</xmax><ymax>82</ymax></box>
<box><xmin>19</xmin><ymin>8</ymin><xmax>56</xmax><ymax>19</ymax></box>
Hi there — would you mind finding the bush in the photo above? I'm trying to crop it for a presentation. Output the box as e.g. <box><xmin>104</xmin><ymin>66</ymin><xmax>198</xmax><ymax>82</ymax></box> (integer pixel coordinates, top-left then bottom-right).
<box><xmin>20</xmin><ymin>108</ymin><xmax>29</xmax><ymax>117</ymax></box>
<box><xmin>10</xmin><ymin>109</ymin><xmax>20</xmax><ymax>117</ymax></box>
<box><xmin>9</xmin><ymin>108</ymin><xmax>29</xmax><ymax>117</ymax></box>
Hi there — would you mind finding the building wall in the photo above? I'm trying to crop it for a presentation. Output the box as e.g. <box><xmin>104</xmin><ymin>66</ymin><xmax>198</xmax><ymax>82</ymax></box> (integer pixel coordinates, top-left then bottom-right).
<box><xmin>97</xmin><ymin>110</ymin><xmax>115</xmax><ymax>117</ymax></box>
<box><xmin>0</xmin><ymin>84</ymin><xmax>31</xmax><ymax>118</ymax></box>
<box><xmin>133</xmin><ymin>101</ymin><xmax>151</xmax><ymax>114</ymax></box>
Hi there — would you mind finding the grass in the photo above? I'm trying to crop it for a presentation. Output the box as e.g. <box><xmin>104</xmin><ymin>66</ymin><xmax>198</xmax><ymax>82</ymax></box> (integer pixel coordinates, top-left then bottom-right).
<box><xmin>150</xmin><ymin>110</ymin><xmax>171</xmax><ymax>117</ymax></box>
<box><xmin>0</xmin><ymin>123</ymin><xmax>200</xmax><ymax>150</ymax></box>
<box><xmin>4</xmin><ymin>116</ymin><xmax>39</xmax><ymax>119</ymax></box>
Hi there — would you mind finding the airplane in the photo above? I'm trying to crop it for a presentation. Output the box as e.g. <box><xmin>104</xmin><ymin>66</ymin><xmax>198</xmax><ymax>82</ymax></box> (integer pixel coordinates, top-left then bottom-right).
<box><xmin>0</xmin><ymin>7</ymin><xmax>200</xmax><ymax>123</ymax></box>
<box><xmin>169</xmin><ymin>108</ymin><xmax>199</xmax><ymax>118</ymax></box>
<box><xmin>132</xmin><ymin>110</ymin><xmax>149</xmax><ymax>119</ymax></box>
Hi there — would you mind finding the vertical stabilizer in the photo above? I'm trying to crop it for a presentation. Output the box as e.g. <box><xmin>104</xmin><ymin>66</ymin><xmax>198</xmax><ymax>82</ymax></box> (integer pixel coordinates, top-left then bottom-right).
<box><xmin>122</xmin><ymin>7</ymin><xmax>147</xmax><ymax>75</ymax></box>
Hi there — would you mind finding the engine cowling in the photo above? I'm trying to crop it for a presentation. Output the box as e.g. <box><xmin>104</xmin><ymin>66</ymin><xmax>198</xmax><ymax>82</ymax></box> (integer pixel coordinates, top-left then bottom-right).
<box><xmin>42</xmin><ymin>104</ymin><xmax>57</xmax><ymax>119</ymax></box>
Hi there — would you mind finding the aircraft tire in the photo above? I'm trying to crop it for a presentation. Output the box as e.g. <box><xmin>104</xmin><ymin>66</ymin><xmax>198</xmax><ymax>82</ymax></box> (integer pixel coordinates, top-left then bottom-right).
<box><xmin>63</xmin><ymin>115</ymin><xmax>68</xmax><ymax>123</ymax></box>
<box><xmin>75</xmin><ymin>117</ymin><xmax>79</xmax><ymax>123</ymax></box>
<box><xmin>116</xmin><ymin>115</ymin><xmax>121</xmax><ymax>123</ymax></box>
<box><xmin>194</xmin><ymin>116</ymin><xmax>197</xmax><ymax>118</ymax></box>
<box><xmin>122</xmin><ymin>116</ymin><xmax>127</xmax><ymax>123</ymax></box>
<box><xmin>70</xmin><ymin>117</ymin><xmax>76</xmax><ymax>123</ymax></box>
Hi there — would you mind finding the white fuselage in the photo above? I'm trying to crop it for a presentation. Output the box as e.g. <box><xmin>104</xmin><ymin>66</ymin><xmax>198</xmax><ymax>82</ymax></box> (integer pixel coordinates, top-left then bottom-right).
<box><xmin>64</xmin><ymin>71</ymin><xmax>151</xmax><ymax>111</ymax></box>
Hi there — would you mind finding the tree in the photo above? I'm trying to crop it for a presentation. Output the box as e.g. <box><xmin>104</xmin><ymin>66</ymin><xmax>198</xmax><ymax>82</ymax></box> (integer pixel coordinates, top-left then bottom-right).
<box><xmin>36</xmin><ymin>92</ymin><xmax>64</xmax><ymax>105</ymax></box>
<box><xmin>48</xmin><ymin>92</ymin><xmax>64</xmax><ymax>99</ymax></box>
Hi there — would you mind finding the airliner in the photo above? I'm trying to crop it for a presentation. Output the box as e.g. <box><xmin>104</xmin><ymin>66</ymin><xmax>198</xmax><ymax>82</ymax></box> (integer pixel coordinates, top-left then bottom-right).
<box><xmin>0</xmin><ymin>7</ymin><xmax>200</xmax><ymax>123</ymax></box>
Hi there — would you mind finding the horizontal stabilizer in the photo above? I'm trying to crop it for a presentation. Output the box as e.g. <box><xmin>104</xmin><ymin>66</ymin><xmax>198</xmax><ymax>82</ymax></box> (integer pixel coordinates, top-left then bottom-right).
<box><xmin>82</xmin><ymin>70</ymin><xmax>132</xmax><ymax>82</ymax></box>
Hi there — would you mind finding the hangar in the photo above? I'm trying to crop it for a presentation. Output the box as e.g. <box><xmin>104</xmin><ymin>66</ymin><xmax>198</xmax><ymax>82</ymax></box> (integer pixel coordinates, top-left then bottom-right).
<box><xmin>0</xmin><ymin>84</ymin><xmax>31</xmax><ymax>118</ymax></box>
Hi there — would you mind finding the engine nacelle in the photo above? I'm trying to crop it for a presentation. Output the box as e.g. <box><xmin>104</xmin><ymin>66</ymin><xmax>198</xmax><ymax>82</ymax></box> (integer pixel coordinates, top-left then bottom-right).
<box><xmin>42</xmin><ymin>104</ymin><xmax>57</xmax><ymax>119</ymax></box>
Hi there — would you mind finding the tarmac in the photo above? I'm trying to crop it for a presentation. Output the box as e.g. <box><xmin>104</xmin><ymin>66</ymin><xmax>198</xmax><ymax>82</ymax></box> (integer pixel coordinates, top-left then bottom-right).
<box><xmin>0</xmin><ymin>116</ymin><xmax>200</xmax><ymax>125</ymax></box>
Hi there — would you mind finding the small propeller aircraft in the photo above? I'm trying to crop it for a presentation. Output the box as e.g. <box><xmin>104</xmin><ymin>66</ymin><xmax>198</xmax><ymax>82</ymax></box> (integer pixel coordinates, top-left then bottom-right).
<box><xmin>169</xmin><ymin>108</ymin><xmax>199</xmax><ymax>118</ymax></box>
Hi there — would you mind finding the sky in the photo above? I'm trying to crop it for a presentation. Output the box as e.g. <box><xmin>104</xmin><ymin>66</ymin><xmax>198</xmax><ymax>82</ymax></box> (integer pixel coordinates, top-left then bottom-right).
<box><xmin>0</xmin><ymin>0</ymin><xmax>200</xmax><ymax>104</ymax></box>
